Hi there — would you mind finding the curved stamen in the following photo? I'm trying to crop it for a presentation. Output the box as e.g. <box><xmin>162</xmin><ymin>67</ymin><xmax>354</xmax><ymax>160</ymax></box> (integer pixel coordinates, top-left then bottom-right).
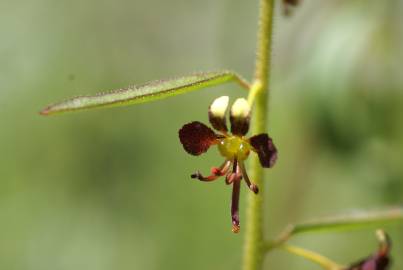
<box><xmin>191</xmin><ymin>160</ymin><xmax>231</xmax><ymax>182</ymax></box>
<box><xmin>211</xmin><ymin>160</ymin><xmax>232</xmax><ymax>176</ymax></box>
<box><xmin>238</xmin><ymin>159</ymin><xmax>259</xmax><ymax>194</ymax></box>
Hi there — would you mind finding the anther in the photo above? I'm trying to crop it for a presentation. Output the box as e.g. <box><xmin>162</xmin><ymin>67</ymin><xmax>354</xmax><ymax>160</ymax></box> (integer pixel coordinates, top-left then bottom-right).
<box><xmin>232</xmin><ymin>223</ymin><xmax>240</xmax><ymax>234</ymax></box>
<box><xmin>191</xmin><ymin>171</ymin><xmax>219</xmax><ymax>182</ymax></box>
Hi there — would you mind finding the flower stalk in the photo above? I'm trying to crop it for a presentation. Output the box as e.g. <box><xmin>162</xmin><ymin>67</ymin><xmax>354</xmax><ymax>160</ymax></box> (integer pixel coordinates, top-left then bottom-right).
<box><xmin>282</xmin><ymin>245</ymin><xmax>343</xmax><ymax>270</ymax></box>
<box><xmin>242</xmin><ymin>0</ymin><xmax>275</xmax><ymax>269</ymax></box>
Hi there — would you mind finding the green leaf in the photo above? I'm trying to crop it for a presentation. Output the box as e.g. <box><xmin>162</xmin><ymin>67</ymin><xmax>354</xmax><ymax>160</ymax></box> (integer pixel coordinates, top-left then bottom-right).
<box><xmin>40</xmin><ymin>70</ymin><xmax>250</xmax><ymax>115</ymax></box>
<box><xmin>291</xmin><ymin>207</ymin><xmax>403</xmax><ymax>235</ymax></box>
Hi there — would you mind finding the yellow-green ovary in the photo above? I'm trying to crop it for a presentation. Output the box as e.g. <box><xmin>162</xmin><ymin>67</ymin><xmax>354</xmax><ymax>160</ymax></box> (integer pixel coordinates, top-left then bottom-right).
<box><xmin>218</xmin><ymin>136</ymin><xmax>251</xmax><ymax>160</ymax></box>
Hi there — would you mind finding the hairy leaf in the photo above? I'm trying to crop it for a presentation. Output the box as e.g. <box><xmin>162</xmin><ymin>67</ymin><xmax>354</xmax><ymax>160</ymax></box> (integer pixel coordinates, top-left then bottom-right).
<box><xmin>40</xmin><ymin>70</ymin><xmax>250</xmax><ymax>115</ymax></box>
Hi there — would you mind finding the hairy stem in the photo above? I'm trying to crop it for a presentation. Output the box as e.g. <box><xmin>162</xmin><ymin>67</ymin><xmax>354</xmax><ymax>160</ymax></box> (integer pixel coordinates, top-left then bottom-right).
<box><xmin>242</xmin><ymin>0</ymin><xmax>275</xmax><ymax>270</ymax></box>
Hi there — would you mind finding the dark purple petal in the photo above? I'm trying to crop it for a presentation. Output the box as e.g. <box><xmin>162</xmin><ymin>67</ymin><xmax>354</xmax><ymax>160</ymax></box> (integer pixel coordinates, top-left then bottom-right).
<box><xmin>249</xmin><ymin>133</ymin><xmax>277</xmax><ymax>168</ymax></box>
<box><xmin>347</xmin><ymin>255</ymin><xmax>390</xmax><ymax>270</ymax></box>
<box><xmin>179</xmin><ymin>121</ymin><xmax>217</xmax><ymax>156</ymax></box>
<box><xmin>346</xmin><ymin>231</ymin><xmax>391</xmax><ymax>270</ymax></box>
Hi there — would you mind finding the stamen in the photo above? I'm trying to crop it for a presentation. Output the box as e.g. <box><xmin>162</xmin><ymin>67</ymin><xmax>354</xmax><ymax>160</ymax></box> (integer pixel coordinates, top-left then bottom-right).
<box><xmin>191</xmin><ymin>160</ymin><xmax>231</xmax><ymax>182</ymax></box>
<box><xmin>226</xmin><ymin>173</ymin><xmax>237</xmax><ymax>185</ymax></box>
<box><xmin>191</xmin><ymin>171</ymin><xmax>219</xmax><ymax>181</ymax></box>
<box><xmin>232</xmin><ymin>158</ymin><xmax>238</xmax><ymax>173</ymax></box>
<box><xmin>225</xmin><ymin>158</ymin><xmax>242</xmax><ymax>184</ymax></box>
<box><xmin>211</xmin><ymin>160</ymin><xmax>231</xmax><ymax>176</ymax></box>
<box><xmin>231</xmin><ymin>178</ymin><xmax>241</xmax><ymax>233</ymax></box>
<box><xmin>238</xmin><ymin>159</ymin><xmax>259</xmax><ymax>194</ymax></box>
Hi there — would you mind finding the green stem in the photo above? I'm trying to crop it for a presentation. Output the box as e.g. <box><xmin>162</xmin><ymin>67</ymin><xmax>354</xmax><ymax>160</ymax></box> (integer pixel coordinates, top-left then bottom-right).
<box><xmin>281</xmin><ymin>245</ymin><xmax>343</xmax><ymax>270</ymax></box>
<box><xmin>242</xmin><ymin>0</ymin><xmax>275</xmax><ymax>270</ymax></box>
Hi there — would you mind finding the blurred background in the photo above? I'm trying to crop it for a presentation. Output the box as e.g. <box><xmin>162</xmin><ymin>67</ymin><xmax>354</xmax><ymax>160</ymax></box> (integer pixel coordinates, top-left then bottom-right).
<box><xmin>0</xmin><ymin>0</ymin><xmax>402</xmax><ymax>269</ymax></box>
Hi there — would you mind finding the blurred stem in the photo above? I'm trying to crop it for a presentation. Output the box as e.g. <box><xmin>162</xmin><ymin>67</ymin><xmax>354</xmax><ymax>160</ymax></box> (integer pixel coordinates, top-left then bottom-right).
<box><xmin>243</xmin><ymin>0</ymin><xmax>274</xmax><ymax>270</ymax></box>
<box><xmin>281</xmin><ymin>245</ymin><xmax>343</xmax><ymax>270</ymax></box>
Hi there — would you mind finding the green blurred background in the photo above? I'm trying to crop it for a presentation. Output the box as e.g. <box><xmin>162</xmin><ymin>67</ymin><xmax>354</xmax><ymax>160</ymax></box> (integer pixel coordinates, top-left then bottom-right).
<box><xmin>1</xmin><ymin>0</ymin><xmax>402</xmax><ymax>269</ymax></box>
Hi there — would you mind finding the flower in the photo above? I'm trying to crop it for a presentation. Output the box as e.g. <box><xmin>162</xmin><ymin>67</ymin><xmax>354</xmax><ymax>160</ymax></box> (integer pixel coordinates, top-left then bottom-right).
<box><xmin>178</xmin><ymin>96</ymin><xmax>277</xmax><ymax>233</ymax></box>
<box><xmin>346</xmin><ymin>230</ymin><xmax>391</xmax><ymax>270</ymax></box>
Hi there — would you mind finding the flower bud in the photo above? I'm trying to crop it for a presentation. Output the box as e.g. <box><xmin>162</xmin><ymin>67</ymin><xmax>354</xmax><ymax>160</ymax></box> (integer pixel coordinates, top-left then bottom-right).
<box><xmin>208</xmin><ymin>96</ymin><xmax>229</xmax><ymax>132</ymax></box>
<box><xmin>230</xmin><ymin>98</ymin><xmax>251</xmax><ymax>136</ymax></box>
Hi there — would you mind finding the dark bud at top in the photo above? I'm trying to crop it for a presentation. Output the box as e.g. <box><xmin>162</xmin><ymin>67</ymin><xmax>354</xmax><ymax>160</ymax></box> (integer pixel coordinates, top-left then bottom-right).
<box><xmin>208</xmin><ymin>96</ymin><xmax>229</xmax><ymax>132</ymax></box>
<box><xmin>230</xmin><ymin>98</ymin><xmax>251</xmax><ymax>136</ymax></box>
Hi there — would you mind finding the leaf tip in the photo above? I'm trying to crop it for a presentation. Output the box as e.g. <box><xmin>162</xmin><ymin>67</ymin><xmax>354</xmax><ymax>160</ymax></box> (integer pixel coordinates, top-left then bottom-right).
<box><xmin>39</xmin><ymin>104</ymin><xmax>62</xmax><ymax>116</ymax></box>
<box><xmin>39</xmin><ymin>106</ymin><xmax>52</xmax><ymax>116</ymax></box>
